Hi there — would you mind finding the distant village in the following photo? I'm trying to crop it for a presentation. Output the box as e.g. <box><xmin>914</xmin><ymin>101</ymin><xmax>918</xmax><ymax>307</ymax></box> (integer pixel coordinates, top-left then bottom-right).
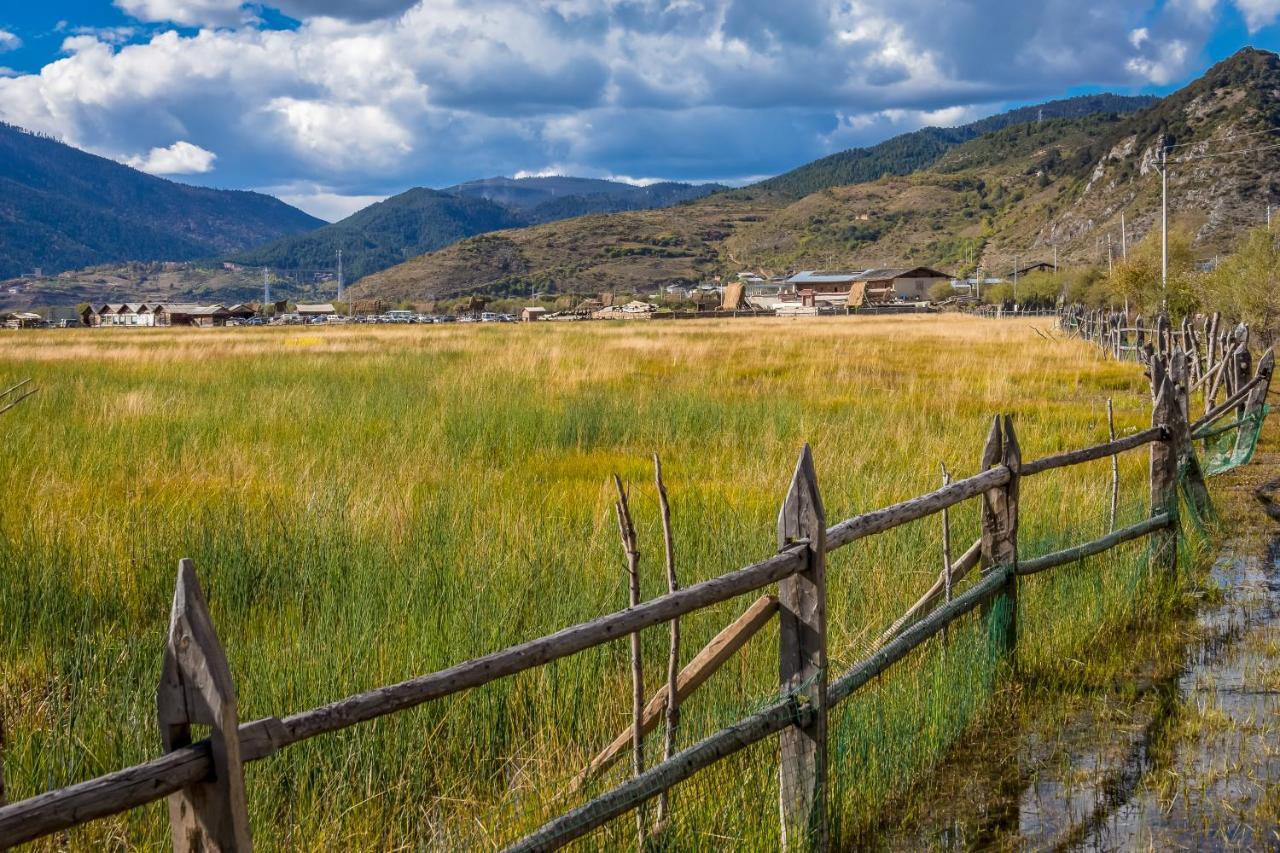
<box><xmin>2</xmin><ymin>263</ymin><xmax>1058</xmax><ymax>329</ymax></box>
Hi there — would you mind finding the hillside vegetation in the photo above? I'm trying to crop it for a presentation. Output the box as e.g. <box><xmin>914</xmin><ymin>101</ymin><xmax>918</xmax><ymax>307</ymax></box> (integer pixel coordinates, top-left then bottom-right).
<box><xmin>232</xmin><ymin>188</ymin><xmax>525</xmax><ymax>283</ymax></box>
<box><xmin>350</xmin><ymin>192</ymin><xmax>785</xmax><ymax>301</ymax></box>
<box><xmin>233</xmin><ymin>178</ymin><xmax>723</xmax><ymax>285</ymax></box>
<box><xmin>446</xmin><ymin>175</ymin><xmax>724</xmax><ymax>223</ymax></box>
<box><xmin>0</xmin><ymin>123</ymin><xmax>323</xmax><ymax>279</ymax></box>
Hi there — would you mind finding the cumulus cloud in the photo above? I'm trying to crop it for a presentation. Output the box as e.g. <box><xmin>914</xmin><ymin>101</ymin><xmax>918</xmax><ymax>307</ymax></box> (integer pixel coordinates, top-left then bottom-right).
<box><xmin>0</xmin><ymin>0</ymin><xmax>1249</xmax><ymax>201</ymax></box>
<box><xmin>125</xmin><ymin>140</ymin><xmax>218</xmax><ymax>174</ymax></box>
<box><xmin>0</xmin><ymin>30</ymin><xmax>22</xmax><ymax>52</ymax></box>
<box><xmin>1233</xmin><ymin>0</ymin><xmax>1280</xmax><ymax>30</ymax></box>
<box><xmin>115</xmin><ymin>0</ymin><xmax>252</xmax><ymax>27</ymax></box>
<box><xmin>267</xmin><ymin>184</ymin><xmax>387</xmax><ymax>220</ymax></box>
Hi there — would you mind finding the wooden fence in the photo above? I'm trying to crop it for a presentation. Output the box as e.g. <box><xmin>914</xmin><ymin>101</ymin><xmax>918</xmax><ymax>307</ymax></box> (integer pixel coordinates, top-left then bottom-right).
<box><xmin>0</xmin><ymin>328</ymin><xmax>1274</xmax><ymax>851</ymax></box>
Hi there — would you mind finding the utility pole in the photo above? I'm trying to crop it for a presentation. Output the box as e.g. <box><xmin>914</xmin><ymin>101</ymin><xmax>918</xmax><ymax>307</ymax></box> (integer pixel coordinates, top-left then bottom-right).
<box><xmin>1160</xmin><ymin>146</ymin><xmax>1168</xmax><ymax>310</ymax></box>
<box><xmin>1053</xmin><ymin>244</ymin><xmax>1058</xmax><ymax>273</ymax></box>
<box><xmin>1107</xmin><ymin>234</ymin><xmax>1113</xmax><ymax>275</ymax></box>
<box><xmin>1013</xmin><ymin>254</ymin><xmax>1018</xmax><ymax>303</ymax></box>
<box><xmin>1268</xmin><ymin>203</ymin><xmax>1272</xmax><ymax>231</ymax></box>
<box><xmin>263</xmin><ymin>267</ymin><xmax>270</xmax><ymax>307</ymax></box>
<box><xmin>337</xmin><ymin>249</ymin><xmax>344</xmax><ymax>303</ymax></box>
<box><xmin>1121</xmin><ymin>213</ymin><xmax>1128</xmax><ymax>259</ymax></box>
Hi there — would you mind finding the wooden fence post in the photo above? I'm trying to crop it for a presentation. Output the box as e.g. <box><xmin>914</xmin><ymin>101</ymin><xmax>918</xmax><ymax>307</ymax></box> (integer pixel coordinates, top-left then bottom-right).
<box><xmin>1171</xmin><ymin>349</ymin><xmax>1189</xmax><ymax>422</ymax></box>
<box><xmin>157</xmin><ymin>559</ymin><xmax>253</xmax><ymax>852</ymax></box>
<box><xmin>1150</xmin><ymin>379</ymin><xmax>1180</xmax><ymax>579</ymax></box>
<box><xmin>979</xmin><ymin>416</ymin><xmax>1020</xmax><ymax>658</ymax></box>
<box><xmin>1235</xmin><ymin>348</ymin><xmax>1275</xmax><ymax>459</ymax></box>
<box><xmin>776</xmin><ymin>445</ymin><xmax>827</xmax><ymax>852</ymax></box>
<box><xmin>1167</xmin><ymin>375</ymin><xmax>1213</xmax><ymax>526</ymax></box>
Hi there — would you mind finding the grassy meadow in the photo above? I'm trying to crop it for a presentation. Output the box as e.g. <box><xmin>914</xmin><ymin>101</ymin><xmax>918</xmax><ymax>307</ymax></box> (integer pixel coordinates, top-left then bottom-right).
<box><xmin>0</xmin><ymin>315</ymin><xmax>1186</xmax><ymax>849</ymax></box>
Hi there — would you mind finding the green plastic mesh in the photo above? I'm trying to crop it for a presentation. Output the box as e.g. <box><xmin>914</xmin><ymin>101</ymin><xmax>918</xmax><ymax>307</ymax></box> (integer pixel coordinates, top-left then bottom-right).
<box><xmin>1196</xmin><ymin>404</ymin><xmax>1271</xmax><ymax>475</ymax></box>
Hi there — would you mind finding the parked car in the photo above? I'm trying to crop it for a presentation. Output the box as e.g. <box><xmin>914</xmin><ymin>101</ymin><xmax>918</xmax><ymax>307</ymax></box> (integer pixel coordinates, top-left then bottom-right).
<box><xmin>245</xmin><ymin>317</ymin><xmax>267</xmax><ymax>326</ymax></box>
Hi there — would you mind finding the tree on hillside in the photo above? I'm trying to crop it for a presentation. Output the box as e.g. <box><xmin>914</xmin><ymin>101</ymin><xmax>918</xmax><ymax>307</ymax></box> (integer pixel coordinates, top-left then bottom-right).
<box><xmin>1107</xmin><ymin>225</ymin><xmax>1199</xmax><ymax>318</ymax></box>
<box><xmin>1204</xmin><ymin>226</ymin><xmax>1280</xmax><ymax>344</ymax></box>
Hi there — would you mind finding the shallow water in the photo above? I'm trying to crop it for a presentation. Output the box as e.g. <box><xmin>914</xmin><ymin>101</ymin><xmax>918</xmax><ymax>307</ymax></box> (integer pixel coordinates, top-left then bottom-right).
<box><xmin>875</xmin><ymin>492</ymin><xmax>1280</xmax><ymax>850</ymax></box>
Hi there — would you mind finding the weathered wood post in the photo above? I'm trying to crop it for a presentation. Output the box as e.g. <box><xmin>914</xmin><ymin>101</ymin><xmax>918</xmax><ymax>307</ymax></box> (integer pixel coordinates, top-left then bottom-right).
<box><xmin>776</xmin><ymin>445</ymin><xmax>827</xmax><ymax>852</ymax></box>
<box><xmin>653</xmin><ymin>453</ymin><xmax>680</xmax><ymax>831</ymax></box>
<box><xmin>157</xmin><ymin>558</ymin><xmax>253</xmax><ymax>852</ymax></box>
<box><xmin>1235</xmin><ymin>348</ymin><xmax>1275</xmax><ymax>460</ymax></box>
<box><xmin>979</xmin><ymin>415</ymin><xmax>1020</xmax><ymax>658</ymax></box>
<box><xmin>1170</xmin><ymin>349</ymin><xmax>1190</xmax><ymax>423</ymax></box>
<box><xmin>1168</xmin><ymin>373</ymin><xmax>1213</xmax><ymax>526</ymax></box>
<box><xmin>1232</xmin><ymin>324</ymin><xmax>1252</xmax><ymax>419</ymax></box>
<box><xmin>1150</xmin><ymin>378</ymin><xmax>1180</xmax><ymax>579</ymax></box>
<box><xmin>1107</xmin><ymin>399</ymin><xmax>1119</xmax><ymax>532</ymax></box>
<box><xmin>611</xmin><ymin>475</ymin><xmax>647</xmax><ymax>846</ymax></box>
<box><xmin>1206</xmin><ymin>312</ymin><xmax>1220</xmax><ymax>376</ymax></box>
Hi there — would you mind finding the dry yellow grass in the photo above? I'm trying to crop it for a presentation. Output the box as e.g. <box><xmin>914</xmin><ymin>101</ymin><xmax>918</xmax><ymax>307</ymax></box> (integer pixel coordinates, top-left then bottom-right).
<box><xmin>0</xmin><ymin>315</ymin><xmax>1171</xmax><ymax>848</ymax></box>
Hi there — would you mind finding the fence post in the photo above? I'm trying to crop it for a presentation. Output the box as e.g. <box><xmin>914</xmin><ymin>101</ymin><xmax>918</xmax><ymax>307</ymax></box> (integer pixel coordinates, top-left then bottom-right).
<box><xmin>1170</xmin><ymin>349</ymin><xmax>1189</xmax><ymax>422</ymax></box>
<box><xmin>1235</xmin><ymin>347</ymin><xmax>1275</xmax><ymax>459</ymax></box>
<box><xmin>1168</xmin><ymin>375</ymin><xmax>1213</xmax><ymax>525</ymax></box>
<box><xmin>776</xmin><ymin>445</ymin><xmax>827</xmax><ymax>852</ymax></box>
<box><xmin>979</xmin><ymin>415</ymin><xmax>1020</xmax><ymax>658</ymax></box>
<box><xmin>157</xmin><ymin>558</ymin><xmax>253</xmax><ymax>852</ymax></box>
<box><xmin>1150</xmin><ymin>378</ymin><xmax>1180</xmax><ymax>579</ymax></box>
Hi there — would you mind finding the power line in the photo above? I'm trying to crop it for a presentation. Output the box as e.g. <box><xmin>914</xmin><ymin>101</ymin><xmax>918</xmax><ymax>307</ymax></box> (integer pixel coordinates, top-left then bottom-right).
<box><xmin>1171</xmin><ymin>140</ymin><xmax>1280</xmax><ymax>163</ymax></box>
<box><xmin>1164</xmin><ymin>125</ymin><xmax>1280</xmax><ymax>150</ymax></box>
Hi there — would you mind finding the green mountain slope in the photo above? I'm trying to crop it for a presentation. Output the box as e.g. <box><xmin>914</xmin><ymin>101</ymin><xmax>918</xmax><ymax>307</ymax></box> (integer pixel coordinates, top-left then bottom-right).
<box><xmin>751</xmin><ymin>94</ymin><xmax>1156</xmax><ymax>199</ymax></box>
<box><xmin>349</xmin><ymin>193</ymin><xmax>779</xmax><ymax>302</ymax></box>
<box><xmin>232</xmin><ymin>188</ymin><xmax>525</xmax><ymax>282</ymax></box>
<box><xmin>0</xmin><ymin>123</ymin><xmax>324</xmax><ymax>279</ymax></box>
<box><xmin>235</xmin><ymin>177</ymin><xmax>724</xmax><ymax>282</ymax></box>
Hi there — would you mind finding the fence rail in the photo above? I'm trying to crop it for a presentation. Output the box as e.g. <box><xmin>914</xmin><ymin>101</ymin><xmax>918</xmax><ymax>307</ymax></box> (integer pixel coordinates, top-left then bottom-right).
<box><xmin>1</xmin><ymin>315</ymin><xmax>1273</xmax><ymax>851</ymax></box>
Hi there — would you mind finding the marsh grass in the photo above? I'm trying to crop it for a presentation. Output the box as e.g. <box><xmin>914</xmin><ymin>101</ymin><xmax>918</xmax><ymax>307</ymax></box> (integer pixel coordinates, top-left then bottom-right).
<box><xmin>0</xmin><ymin>316</ymin><xmax>1186</xmax><ymax>848</ymax></box>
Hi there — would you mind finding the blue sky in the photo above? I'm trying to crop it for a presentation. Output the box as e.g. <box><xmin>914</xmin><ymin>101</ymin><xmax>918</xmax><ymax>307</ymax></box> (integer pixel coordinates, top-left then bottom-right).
<box><xmin>2</xmin><ymin>1</ymin><xmax>1279</xmax><ymax>220</ymax></box>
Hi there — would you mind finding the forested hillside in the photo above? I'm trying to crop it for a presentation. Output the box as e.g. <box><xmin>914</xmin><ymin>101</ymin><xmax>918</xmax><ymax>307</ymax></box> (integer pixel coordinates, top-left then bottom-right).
<box><xmin>750</xmin><ymin>94</ymin><xmax>1155</xmax><ymax>199</ymax></box>
<box><xmin>232</xmin><ymin>189</ymin><xmax>524</xmax><ymax>282</ymax></box>
<box><xmin>0</xmin><ymin>123</ymin><xmax>323</xmax><ymax>278</ymax></box>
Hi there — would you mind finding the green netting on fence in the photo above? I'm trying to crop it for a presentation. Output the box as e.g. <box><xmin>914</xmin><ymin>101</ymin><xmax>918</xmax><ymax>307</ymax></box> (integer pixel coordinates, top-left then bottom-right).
<box><xmin>1197</xmin><ymin>405</ymin><xmax>1271</xmax><ymax>475</ymax></box>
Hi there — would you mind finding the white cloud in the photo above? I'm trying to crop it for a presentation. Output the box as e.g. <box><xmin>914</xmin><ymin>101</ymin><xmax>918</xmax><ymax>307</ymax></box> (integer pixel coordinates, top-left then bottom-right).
<box><xmin>115</xmin><ymin>0</ymin><xmax>251</xmax><ymax>27</ymax></box>
<box><xmin>1233</xmin><ymin>0</ymin><xmax>1280</xmax><ymax>30</ymax></box>
<box><xmin>0</xmin><ymin>0</ymin><xmax>1245</xmax><ymax>195</ymax></box>
<box><xmin>513</xmin><ymin>168</ymin><xmax>568</xmax><ymax>179</ymax></box>
<box><xmin>0</xmin><ymin>30</ymin><xmax>22</xmax><ymax>52</ymax></box>
<box><xmin>269</xmin><ymin>185</ymin><xmax>386</xmax><ymax>220</ymax></box>
<box><xmin>1126</xmin><ymin>38</ymin><xmax>1191</xmax><ymax>84</ymax></box>
<box><xmin>125</xmin><ymin>140</ymin><xmax>218</xmax><ymax>174</ymax></box>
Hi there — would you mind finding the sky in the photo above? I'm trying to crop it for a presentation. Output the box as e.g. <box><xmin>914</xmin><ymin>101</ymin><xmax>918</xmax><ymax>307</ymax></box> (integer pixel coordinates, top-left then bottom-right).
<box><xmin>1</xmin><ymin>2</ymin><xmax>1279</xmax><ymax>221</ymax></box>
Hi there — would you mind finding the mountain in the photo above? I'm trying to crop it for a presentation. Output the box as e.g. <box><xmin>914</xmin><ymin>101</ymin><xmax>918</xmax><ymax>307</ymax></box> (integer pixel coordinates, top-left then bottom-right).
<box><xmin>1038</xmin><ymin>47</ymin><xmax>1280</xmax><ymax>262</ymax></box>
<box><xmin>750</xmin><ymin>94</ymin><xmax>1156</xmax><ymax>199</ymax></box>
<box><xmin>0</xmin><ymin>123</ymin><xmax>323</xmax><ymax>279</ymax></box>
<box><xmin>353</xmin><ymin>50</ymin><xmax>1280</xmax><ymax>303</ymax></box>
<box><xmin>232</xmin><ymin>188</ymin><xmax>524</xmax><ymax>283</ymax></box>
<box><xmin>446</xmin><ymin>175</ymin><xmax>725</xmax><ymax>224</ymax></box>
<box><xmin>231</xmin><ymin>177</ymin><xmax>723</xmax><ymax>284</ymax></box>
<box><xmin>350</xmin><ymin>193</ymin><xmax>778</xmax><ymax>302</ymax></box>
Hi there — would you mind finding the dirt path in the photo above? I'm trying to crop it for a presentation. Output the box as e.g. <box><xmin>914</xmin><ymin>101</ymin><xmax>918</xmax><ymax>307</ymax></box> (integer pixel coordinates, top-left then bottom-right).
<box><xmin>871</xmin><ymin>436</ymin><xmax>1280</xmax><ymax>850</ymax></box>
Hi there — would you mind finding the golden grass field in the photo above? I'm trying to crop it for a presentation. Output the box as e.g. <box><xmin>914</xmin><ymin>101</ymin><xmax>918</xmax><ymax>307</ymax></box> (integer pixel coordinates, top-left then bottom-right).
<box><xmin>0</xmin><ymin>315</ymin><xmax>1179</xmax><ymax>849</ymax></box>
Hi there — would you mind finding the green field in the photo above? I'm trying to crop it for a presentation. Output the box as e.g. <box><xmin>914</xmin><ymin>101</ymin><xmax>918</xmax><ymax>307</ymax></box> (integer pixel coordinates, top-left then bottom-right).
<box><xmin>0</xmin><ymin>316</ymin><xmax>1185</xmax><ymax>848</ymax></box>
